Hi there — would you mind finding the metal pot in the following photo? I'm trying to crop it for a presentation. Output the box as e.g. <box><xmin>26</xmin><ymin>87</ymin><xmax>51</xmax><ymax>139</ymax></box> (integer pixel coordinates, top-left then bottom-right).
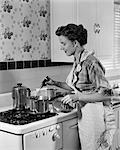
<box><xmin>39</xmin><ymin>88</ymin><xmax>57</xmax><ymax>100</ymax></box>
<box><xmin>12</xmin><ymin>83</ymin><xmax>31</xmax><ymax>110</ymax></box>
<box><xmin>29</xmin><ymin>96</ymin><xmax>49</xmax><ymax>114</ymax></box>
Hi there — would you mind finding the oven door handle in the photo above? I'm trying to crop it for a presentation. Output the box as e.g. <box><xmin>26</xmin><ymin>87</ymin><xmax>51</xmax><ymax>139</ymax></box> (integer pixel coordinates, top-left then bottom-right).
<box><xmin>69</xmin><ymin>123</ymin><xmax>78</xmax><ymax>129</ymax></box>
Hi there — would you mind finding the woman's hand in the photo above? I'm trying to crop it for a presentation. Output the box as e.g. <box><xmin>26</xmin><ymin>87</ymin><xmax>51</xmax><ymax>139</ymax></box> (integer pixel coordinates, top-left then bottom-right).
<box><xmin>41</xmin><ymin>76</ymin><xmax>55</xmax><ymax>87</ymax></box>
<box><xmin>61</xmin><ymin>94</ymin><xmax>78</xmax><ymax>104</ymax></box>
<box><xmin>45</xmin><ymin>76</ymin><xmax>55</xmax><ymax>85</ymax></box>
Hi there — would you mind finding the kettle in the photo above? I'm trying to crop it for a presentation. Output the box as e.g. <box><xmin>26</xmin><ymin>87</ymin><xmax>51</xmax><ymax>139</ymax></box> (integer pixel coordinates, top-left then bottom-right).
<box><xmin>12</xmin><ymin>83</ymin><xmax>31</xmax><ymax>110</ymax></box>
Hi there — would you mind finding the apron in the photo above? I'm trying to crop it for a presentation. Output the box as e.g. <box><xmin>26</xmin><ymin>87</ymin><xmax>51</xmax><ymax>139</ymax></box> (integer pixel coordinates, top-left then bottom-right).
<box><xmin>66</xmin><ymin>63</ymin><xmax>116</xmax><ymax>150</ymax></box>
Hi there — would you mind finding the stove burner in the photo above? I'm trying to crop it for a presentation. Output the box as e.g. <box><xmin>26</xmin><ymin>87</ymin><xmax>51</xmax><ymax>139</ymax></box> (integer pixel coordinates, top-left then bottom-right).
<box><xmin>0</xmin><ymin>109</ymin><xmax>57</xmax><ymax>125</ymax></box>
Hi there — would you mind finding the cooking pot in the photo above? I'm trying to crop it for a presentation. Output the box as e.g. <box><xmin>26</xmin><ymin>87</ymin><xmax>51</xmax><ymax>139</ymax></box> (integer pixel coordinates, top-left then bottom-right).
<box><xmin>29</xmin><ymin>96</ymin><xmax>49</xmax><ymax>114</ymax></box>
<box><xmin>12</xmin><ymin>83</ymin><xmax>31</xmax><ymax>110</ymax></box>
<box><xmin>38</xmin><ymin>87</ymin><xmax>57</xmax><ymax>100</ymax></box>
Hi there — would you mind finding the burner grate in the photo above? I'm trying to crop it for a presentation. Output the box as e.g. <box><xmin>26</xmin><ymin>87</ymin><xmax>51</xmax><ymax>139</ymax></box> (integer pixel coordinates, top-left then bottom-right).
<box><xmin>0</xmin><ymin>109</ymin><xmax>57</xmax><ymax>125</ymax></box>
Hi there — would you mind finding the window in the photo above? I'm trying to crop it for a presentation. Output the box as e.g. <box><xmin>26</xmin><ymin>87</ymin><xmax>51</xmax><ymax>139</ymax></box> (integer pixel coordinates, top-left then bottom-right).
<box><xmin>114</xmin><ymin>1</ymin><xmax>120</xmax><ymax>69</ymax></box>
<box><xmin>101</xmin><ymin>1</ymin><xmax>120</xmax><ymax>78</ymax></box>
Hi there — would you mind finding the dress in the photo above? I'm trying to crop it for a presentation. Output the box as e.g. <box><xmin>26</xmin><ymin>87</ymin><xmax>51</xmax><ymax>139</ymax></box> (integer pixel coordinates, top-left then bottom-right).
<box><xmin>66</xmin><ymin>50</ymin><xmax>116</xmax><ymax>150</ymax></box>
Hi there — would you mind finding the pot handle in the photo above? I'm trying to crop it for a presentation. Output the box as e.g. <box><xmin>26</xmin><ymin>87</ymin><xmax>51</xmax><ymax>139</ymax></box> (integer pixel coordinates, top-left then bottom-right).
<box><xmin>26</xmin><ymin>88</ymin><xmax>31</xmax><ymax>97</ymax></box>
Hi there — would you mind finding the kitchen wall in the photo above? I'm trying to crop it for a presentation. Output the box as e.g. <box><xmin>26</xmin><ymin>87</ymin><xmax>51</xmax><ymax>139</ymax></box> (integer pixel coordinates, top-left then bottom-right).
<box><xmin>0</xmin><ymin>0</ymin><xmax>72</xmax><ymax>95</ymax></box>
<box><xmin>0</xmin><ymin>0</ymin><xmax>120</xmax><ymax>107</ymax></box>
<box><xmin>0</xmin><ymin>65</ymin><xmax>72</xmax><ymax>107</ymax></box>
<box><xmin>0</xmin><ymin>0</ymin><xmax>55</xmax><ymax>94</ymax></box>
<box><xmin>0</xmin><ymin>0</ymin><xmax>50</xmax><ymax>63</ymax></box>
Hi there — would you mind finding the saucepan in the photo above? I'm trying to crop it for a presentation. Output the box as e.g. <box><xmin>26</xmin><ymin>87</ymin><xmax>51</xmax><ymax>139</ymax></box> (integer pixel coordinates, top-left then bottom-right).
<box><xmin>38</xmin><ymin>87</ymin><xmax>57</xmax><ymax>100</ymax></box>
<box><xmin>29</xmin><ymin>95</ymin><xmax>49</xmax><ymax>114</ymax></box>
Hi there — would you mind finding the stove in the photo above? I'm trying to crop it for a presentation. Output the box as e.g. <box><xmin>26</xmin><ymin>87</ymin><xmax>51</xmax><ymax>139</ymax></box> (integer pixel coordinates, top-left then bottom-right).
<box><xmin>0</xmin><ymin>108</ymin><xmax>62</xmax><ymax>150</ymax></box>
<box><xmin>0</xmin><ymin>108</ymin><xmax>57</xmax><ymax>125</ymax></box>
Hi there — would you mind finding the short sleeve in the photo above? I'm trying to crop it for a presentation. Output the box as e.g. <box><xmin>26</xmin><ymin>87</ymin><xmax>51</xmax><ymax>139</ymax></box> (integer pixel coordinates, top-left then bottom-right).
<box><xmin>89</xmin><ymin>61</ymin><xmax>113</xmax><ymax>96</ymax></box>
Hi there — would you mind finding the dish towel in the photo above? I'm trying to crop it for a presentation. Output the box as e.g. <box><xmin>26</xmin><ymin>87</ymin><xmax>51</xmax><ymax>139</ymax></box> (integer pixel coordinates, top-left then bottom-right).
<box><xmin>77</xmin><ymin>103</ymin><xmax>116</xmax><ymax>150</ymax></box>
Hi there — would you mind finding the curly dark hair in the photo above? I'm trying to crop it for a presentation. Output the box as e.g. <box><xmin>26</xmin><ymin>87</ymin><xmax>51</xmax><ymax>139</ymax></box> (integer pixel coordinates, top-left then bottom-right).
<box><xmin>55</xmin><ymin>23</ymin><xmax>87</xmax><ymax>46</ymax></box>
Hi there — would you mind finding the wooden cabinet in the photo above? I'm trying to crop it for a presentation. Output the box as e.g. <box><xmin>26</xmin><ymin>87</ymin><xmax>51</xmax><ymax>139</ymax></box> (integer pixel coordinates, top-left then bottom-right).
<box><xmin>96</xmin><ymin>0</ymin><xmax>114</xmax><ymax>61</ymax></box>
<box><xmin>50</xmin><ymin>0</ymin><xmax>114</xmax><ymax>63</ymax></box>
<box><xmin>77</xmin><ymin>0</ymin><xmax>114</xmax><ymax>62</ymax></box>
<box><xmin>50</xmin><ymin>0</ymin><xmax>75</xmax><ymax>62</ymax></box>
<box><xmin>116</xmin><ymin>129</ymin><xmax>120</xmax><ymax>149</ymax></box>
<box><xmin>76</xmin><ymin>0</ymin><xmax>97</xmax><ymax>55</ymax></box>
<box><xmin>62</xmin><ymin>118</ymin><xmax>81</xmax><ymax>150</ymax></box>
<box><xmin>112</xmin><ymin>106</ymin><xmax>120</xmax><ymax>149</ymax></box>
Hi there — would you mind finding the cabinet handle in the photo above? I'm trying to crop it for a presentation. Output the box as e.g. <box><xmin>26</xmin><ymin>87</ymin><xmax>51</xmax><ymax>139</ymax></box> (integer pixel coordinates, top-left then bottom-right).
<box><xmin>97</xmin><ymin>24</ymin><xmax>100</xmax><ymax>34</ymax></box>
<box><xmin>52</xmin><ymin>132</ymin><xmax>60</xmax><ymax>141</ymax></box>
<box><xmin>94</xmin><ymin>23</ymin><xmax>97</xmax><ymax>33</ymax></box>
<box><xmin>69</xmin><ymin>124</ymin><xmax>78</xmax><ymax>129</ymax></box>
<box><xmin>94</xmin><ymin>23</ymin><xmax>100</xmax><ymax>34</ymax></box>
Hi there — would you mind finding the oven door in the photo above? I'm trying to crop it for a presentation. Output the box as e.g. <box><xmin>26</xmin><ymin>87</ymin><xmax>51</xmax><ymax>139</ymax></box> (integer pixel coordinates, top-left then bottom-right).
<box><xmin>23</xmin><ymin>123</ymin><xmax>62</xmax><ymax>150</ymax></box>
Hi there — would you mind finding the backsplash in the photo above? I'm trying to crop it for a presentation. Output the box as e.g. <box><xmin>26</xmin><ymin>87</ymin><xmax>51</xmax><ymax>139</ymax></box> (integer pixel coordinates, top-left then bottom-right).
<box><xmin>0</xmin><ymin>0</ymin><xmax>51</xmax><ymax>70</ymax></box>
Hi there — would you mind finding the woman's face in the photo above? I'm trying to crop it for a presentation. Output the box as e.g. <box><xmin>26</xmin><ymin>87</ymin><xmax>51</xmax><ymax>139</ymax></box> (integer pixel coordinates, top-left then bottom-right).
<box><xmin>58</xmin><ymin>35</ymin><xmax>75</xmax><ymax>56</ymax></box>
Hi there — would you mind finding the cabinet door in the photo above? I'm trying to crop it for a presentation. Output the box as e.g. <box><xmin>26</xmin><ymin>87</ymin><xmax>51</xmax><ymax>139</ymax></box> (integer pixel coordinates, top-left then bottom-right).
<box><xmin>114</xmin><ymin>107</ymin><xmax>120</xmax><ymax>128</ymax></box>
<box><xmin>77</xmin><ymin>0</ymin><xmax>114</xmax><ymax>65</ymax></box>
<box><xmin>116</xmin><ymin>107</ymin><xmax>120</xmax><ymax>149</ymax></box>
<box><xmin>96</xmin><ymin>0</ymin><xmax>114</xmax><ymax>62</ymax></box>
<box><xmin>77</xmin><ymin>0</ymin><xmax>97</xmax><ymax>52</ymax></box>
<box><xmin>50</xmin><ymin>0</ymin><xmax>76</xmax><ymax>62</ymax></box>
<box><xmin>62</xmin><ymin>118</ymin><xmax>81</xmax><ymax>150</ymax></box>
<box><xmin>117</xmin><ymin>129</ymin><xmax>120</xmax><ymax>150</ymax></box>
<box><xmin>112</xmin><ymin>129</ymin><xmax>120</xmax><ymax>150</ymax></box>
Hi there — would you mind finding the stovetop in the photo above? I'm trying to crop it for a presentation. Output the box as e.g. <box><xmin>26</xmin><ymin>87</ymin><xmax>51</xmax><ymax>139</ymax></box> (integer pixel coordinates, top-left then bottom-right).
<box><xmin>0</xmin><ymin>108</ymin><xmax>57</xmax><ymax>125</ymax></box>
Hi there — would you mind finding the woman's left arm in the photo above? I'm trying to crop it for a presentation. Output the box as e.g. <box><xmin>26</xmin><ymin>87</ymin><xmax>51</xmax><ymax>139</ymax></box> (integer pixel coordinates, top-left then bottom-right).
<box><xmin>61</xmin><ymin>91</ymin><xmax>112</xmax><ymax>104</ymax></box>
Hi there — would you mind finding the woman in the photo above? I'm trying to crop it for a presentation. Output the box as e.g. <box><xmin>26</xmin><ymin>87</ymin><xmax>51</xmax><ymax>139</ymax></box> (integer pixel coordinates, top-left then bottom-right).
<box><xmin>43</xmin><ymin>24</ymin><xmax>116</xmax><ymax>150</ymax></box>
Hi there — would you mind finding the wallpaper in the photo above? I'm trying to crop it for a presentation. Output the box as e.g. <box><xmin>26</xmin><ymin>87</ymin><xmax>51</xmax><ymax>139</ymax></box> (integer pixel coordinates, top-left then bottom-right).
<box><xmin>0</xmin><ymin>0</ymin><xmax>51</xmax><ymax>70</ymax></box>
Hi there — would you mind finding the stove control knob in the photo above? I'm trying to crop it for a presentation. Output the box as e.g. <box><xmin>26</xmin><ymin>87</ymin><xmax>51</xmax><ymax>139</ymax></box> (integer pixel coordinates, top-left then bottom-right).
<box><xmin>56</xmin><ymin>124</ymin><xmax>60</xmax><ymax>130</ymax></box>
<box><xmin>52</xmin><ymin>132</ymin><xmax>60</xmax><ymax>141</ymax></box>
<box><xmin>42</xmin><ymin>130</ymin><xmax>47</xmax><ymax>136</ymax></box>
<box><xmin>49</xmin><ymin>126</ymin><xmax>54</xmax><ymax>132</ymax></box>
<box><xmin>35</xmin><ymin>133</ymin><xmax>39</xmax><ymax>138</ymax></box>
